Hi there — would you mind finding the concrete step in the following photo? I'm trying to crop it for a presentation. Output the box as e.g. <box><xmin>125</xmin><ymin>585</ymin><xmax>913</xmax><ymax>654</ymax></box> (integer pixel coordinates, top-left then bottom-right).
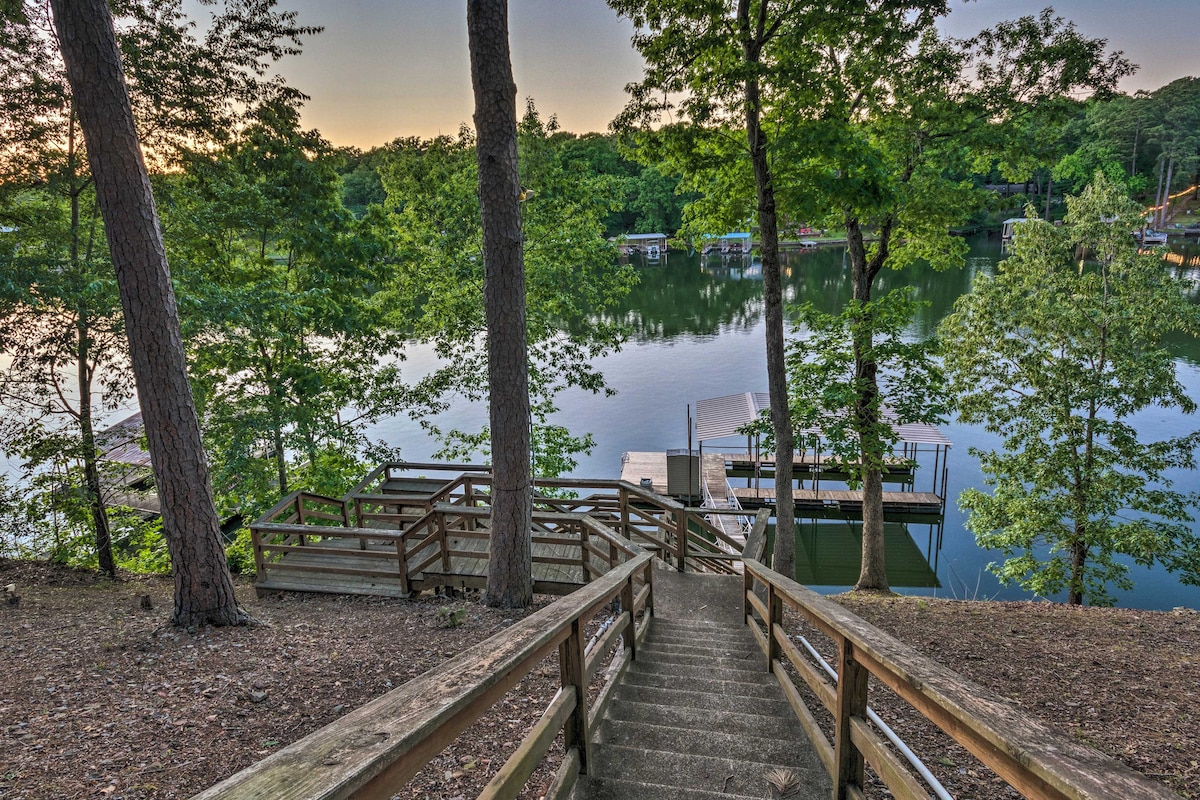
<box><xmin>627</xmin><ymin>655</ymin><xmax>769</xmax><ymax>686</ymax></box>
<box><xmin>590</xmin><ymin>743</ymin><xmax>828</xmax><ymax>797</ymax></box>
<box><xmin>650</xmin><ymin>618</ymin><xmax>749</xmax><ymax>638</ymax></box>
<box><xmin>573</xmin><ymin>775</ymin><xmax>759</xmax><ymax>800</ymax></box>
<box><xmin>596</xmin><ymin>719</ymin><xmax>810</xmax><ymax>767</ymax></box>
<box><xmin>614</xmin><ymin>683</ymin><xmax>794</xmax><ymax>718</ymax></box>
<box><xmin>633</xmin><ymin>648</ymin><xmax>762</xmax><ymax>674</ymax></box>
<box><xmin>623</xmin><ymin>665</ymin><xmax>780</xmax><ymax>698</ymax></box>
<box><xmin>642</xmin><ymin>633</ymin><xmax>753</xmax><ymax>657</ymax></box>
<box><xmin>604</xmin><ymin>697</ymin><xmax>800</xmax><ymax>739</ymax></box>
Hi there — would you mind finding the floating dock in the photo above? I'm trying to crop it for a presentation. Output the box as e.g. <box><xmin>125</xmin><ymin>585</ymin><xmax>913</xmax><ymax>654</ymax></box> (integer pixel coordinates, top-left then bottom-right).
<box><xmin>731</xmin><ymin>487</ymin><xmax>945</xmax><ymax>523</ymax></box>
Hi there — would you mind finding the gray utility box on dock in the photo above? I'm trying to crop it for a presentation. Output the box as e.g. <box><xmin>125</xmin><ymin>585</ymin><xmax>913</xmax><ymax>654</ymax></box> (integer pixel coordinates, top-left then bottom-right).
<box><xmin>665</xmin><ymin>449</ymin><xmax>700</xmax><ymax>499</ymax></box>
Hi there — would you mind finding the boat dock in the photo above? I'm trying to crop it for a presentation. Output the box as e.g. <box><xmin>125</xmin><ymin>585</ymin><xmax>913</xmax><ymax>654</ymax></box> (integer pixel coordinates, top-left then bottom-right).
<box><xmin>718</xmin><ymin>451</ymin><xmax>916</xmax><ymax>482</ymax></box>
<box><xmin>620</xmin><ymin>451</ymin><xmax>751</xmax><ymax>545</ymax></box>
<box><xmin>731</xmin><ymin>487</ymin><xmax>945</xmax><ymax>522</ymax></box>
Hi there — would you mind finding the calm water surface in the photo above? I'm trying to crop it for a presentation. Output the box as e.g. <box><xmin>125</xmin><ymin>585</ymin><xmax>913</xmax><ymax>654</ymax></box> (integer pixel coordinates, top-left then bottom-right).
<box><xmin>373</xmin><ymin>234</ymin><xmax>1200</xmax><ymax>610</ymax></box>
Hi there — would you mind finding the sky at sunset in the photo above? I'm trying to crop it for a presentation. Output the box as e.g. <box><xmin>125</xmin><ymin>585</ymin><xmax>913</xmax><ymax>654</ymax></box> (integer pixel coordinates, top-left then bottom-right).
<box><xmin>242</xmin><ymin>0</ymin><xmax>1200</xmax><ymax>148</ymax></box>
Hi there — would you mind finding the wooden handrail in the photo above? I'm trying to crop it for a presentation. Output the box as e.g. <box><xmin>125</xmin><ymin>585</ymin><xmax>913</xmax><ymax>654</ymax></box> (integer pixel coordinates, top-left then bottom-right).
<box><xmin>741</xmin><ymin>560</ymin><xmax>1178</xmax><ymax>800</ymax></box>
<box><xmin>192</xmin><ymin>553</ymin><xmax>653</xmax><ymax>800</ymax></box>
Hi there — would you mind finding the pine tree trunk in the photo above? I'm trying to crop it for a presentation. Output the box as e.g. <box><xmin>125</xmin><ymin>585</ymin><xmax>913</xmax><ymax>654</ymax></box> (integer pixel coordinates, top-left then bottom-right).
<box><xmin>66</xmin><ymin>123</ymin><xmax>116</xmax><ymax>579</ymax></box>
<box><xmin>740</xmin><ymin>0</ymin><xmax>795</xmax><ymax>577</ymax></box>
<box><xmin>468</xmin><ymin>0</ymin><xmax>533</xmax><ymax>608</ymax></box>
<box><xmin>50</xmin><ymin>0</ymin><xmax>246</xmax><ymax>627</ymax></box>
<box><xmin>1130</xmin><ymin>125</ymin><xmax>1138</xmax><ymax>177</ymax></box>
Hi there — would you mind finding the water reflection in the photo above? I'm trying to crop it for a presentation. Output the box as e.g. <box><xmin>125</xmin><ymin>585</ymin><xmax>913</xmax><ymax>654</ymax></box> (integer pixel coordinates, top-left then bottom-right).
<box><xmin>582</xmin><ymin>234</ymin><xmax>1200</xmax><ymax>606</ymax></box>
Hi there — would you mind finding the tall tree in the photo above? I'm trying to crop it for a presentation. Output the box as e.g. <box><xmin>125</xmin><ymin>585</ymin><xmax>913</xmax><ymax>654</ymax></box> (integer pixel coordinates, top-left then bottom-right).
<box><xmin>467</xmin><ymin>0</ymin><xmax>533</xmax><ymax>608</ymax></box>
<box><xmin>783</xmin><ymin>8</ymin><xmax>1129</xmax><ymax>591</ymax></box>
<box><xmin>0</xmin><ymin>185</ymin><xmax>125</xmax><ymax>575</ymax></box>
<box><xmin>1</xmin><ymin>0</ymin><xmax>316</xmax><ymax>575</ymax></box>
<box><xmin>49</xmin><ymin>0</ymin><xmax>246</xmax><ymax>625</ymax></box>
<box><xmin>1144</xmin><ymin>77</ymin><xmax>1200</xmax><ymax>228</ymax></box>
<box><xmin>163</xmin><ymin>98</ymin><xmax>402</xmax><ymax>519</ymax></box>
<box><xmin>940</xmin><ymin>175</ymin><xmax>1200</xmax><ymax>606</ymax></box>
<box><xmin>608</xmin><ymin>0</ymin><xmax>806</xmax><ymax>575</ymax></box>
<box><xmin>375</xmin><ymin>109</ymin><xmax>632</xmax><ymax>482</ymax></box>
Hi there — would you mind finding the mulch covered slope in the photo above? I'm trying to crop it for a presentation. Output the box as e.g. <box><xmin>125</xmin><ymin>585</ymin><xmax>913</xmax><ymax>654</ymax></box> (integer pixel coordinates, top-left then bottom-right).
<box><xmin>1</xmin><ymin>558</ymin><xmax>1197</xmax><ymax>799</ymax></box>
<box><xmin>831</xmin><ymin>594</ymin><xmax>1199</xmax><ymax>799</ymax></box>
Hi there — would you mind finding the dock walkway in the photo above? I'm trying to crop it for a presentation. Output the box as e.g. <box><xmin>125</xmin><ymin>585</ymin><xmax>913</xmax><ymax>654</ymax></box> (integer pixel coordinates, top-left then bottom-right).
<box><xmin>732</xmin><ymin>487</ymin><xmax>944</xmax><ymax>520</ymax></box>
<box><xmin>620</xmin><ymin>451</ymin><xmax>749</xmax><ymax>546</ymax></box>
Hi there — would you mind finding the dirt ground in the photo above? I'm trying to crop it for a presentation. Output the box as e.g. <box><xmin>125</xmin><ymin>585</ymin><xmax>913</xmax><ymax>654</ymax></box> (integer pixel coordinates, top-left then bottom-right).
<box><xmin>1</xmin><ymin>559</ymin><xmax>1196</xmax><ymax>799</ymax></box>
<box><xmin>828</xmin><ymin>594</ymin><xmax>1199</xmax><ymax>799</ymax></box>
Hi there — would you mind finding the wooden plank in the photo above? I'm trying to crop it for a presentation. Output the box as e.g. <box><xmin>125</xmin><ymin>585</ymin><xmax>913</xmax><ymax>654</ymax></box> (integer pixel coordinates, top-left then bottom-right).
<box><xmin>543</xmin><ymin>748</ymin><xmax>580</xmax><ymax>800</ymax></box>
<box><xmin>255</xmin><ymin>577</ymin><xmax>411</xmax><ymax>599</ymax></box>
<box><xmin>776</xmin><ymin>627</ymin><xmax>836</xmax><ymax>714</ymax></box>
<box><xmin>732</xmin><ymin>488</ymin><xmax>941</xmax><ymax>506</ymax></box>
<box><xmin>746</xmin><ymin>589</ymin><xmax>769</xmax><ymax>625</ymax></box>
<box><xmin>850</xmin><ymin>716</ymin><xmax>931</xmax><ymax>800</ymax></box>
<box><xmin>262</xmin><ymin>562</ymin><xmax>403</xmax><ymax>580</ymax></box>
<box><xmin>477</xmin><ymin>687</ymin><xmax>576</xmax><ymax>800</ymax></box>
<box><xmin>259</xmin><ymin>544</ymin><xmax>398</xmax><ymax>560</ymax></box>
<box><xmin>774</xmin><ymin>663</ymin><xmax>835</xmax><ymax>778</ymax></box>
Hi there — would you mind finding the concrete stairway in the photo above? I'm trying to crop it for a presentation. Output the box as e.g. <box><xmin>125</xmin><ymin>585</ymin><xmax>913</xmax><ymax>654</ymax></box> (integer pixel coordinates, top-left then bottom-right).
<box><xmin>573</xmin><ymin>572</ymin><xmax>830</xmax><ymax>799</ymax></box>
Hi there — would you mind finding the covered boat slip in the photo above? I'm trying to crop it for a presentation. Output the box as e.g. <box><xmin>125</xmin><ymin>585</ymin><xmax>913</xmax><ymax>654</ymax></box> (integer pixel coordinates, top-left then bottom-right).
<box><xmin>250</xmin><ymin>463</ymin><xmax>760</xmax><ymax>599</ymax></box>
<box><xmin>690</xmin><ymin>391</ymin><xmax>952</xmax><ymax>521</ymax></box>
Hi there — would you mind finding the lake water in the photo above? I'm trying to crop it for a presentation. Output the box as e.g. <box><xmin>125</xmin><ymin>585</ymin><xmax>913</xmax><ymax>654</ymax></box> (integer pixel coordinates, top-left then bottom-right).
<box><xmin>371</xmin><ymin>234</ymin><xmax>1200</xmax><ymax>610</ymax></box>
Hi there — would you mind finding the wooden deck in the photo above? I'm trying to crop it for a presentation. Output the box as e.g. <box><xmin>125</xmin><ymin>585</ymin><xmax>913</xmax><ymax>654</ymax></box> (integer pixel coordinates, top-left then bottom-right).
<box><xmin>620</xmin><ymin>451</ymin><xmax>749</xmax><ymax>545</ymax></box>
<box><xmin>255</xmin><ymin>529</ymin><xmax>591</xmax><ymax>598</ymax></box>
<box><xmin>618</xmin><ymin>451</ymin><xmax>728</xmax><ymax>498</ymax></box>
<box><xmin>732</xmin><ymin>487</ymin><xmax>944</xmax><ymax>521</ymax></box>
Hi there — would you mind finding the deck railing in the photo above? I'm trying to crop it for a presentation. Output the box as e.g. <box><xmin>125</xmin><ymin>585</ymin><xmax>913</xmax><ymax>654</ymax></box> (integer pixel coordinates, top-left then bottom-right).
<box><xmin>251</xmin><ymin>464</ymin><xmax>767</xmax><ymax>596</ymax></box>
<box><xmin>192</xmin><ymin>552</ymin><xmax>654</xmax><ymax>800</ymax></box>
<box><xmin>346</xmin><ymin>464</ymin><xmax>759</xmax><ymax>574</ymax></box>
<box><xmin>252</xmin><ymin>497</ymin><xmax>646</xmax><ymax>596</ymax></box>
<box><xmin>741</xmin><ymin>559</ymin><xmax>1178</xmax><ymax>800</ymax></box>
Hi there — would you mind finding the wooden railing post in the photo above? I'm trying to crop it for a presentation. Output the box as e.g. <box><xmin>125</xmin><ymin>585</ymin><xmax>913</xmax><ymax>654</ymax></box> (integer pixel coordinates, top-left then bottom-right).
<box><xmin>251</xmin><ymin>525</ymin><xmax>266</xmax><ymax>583</ymax></box>
<box><xmin>295</xmin><ymin>495</ymin><xmax>308</xmax><ymax>546</ymax></box>
<box><xmin>396</xmin><ymin>529</ymin><xmax>411</xmax><ymax>596</ymax></box>
<box><xmin>742</xmin><ymin>566</ymin><xmax>753</xmax><ymax>625</ymax></box>
<box><xmin>621</xmin><ymin>575</ymin><xmax>637</xmax><ymax>661</ymax></box>
<box><xmin>675</xmin><ymin>510</ymin><xmax>687</xmax><ymax>572</ymax></box>
<box><xmin>437</xmin><ymin>512</ymin><xmax>451</xmax><ymax>572</ymax></box>
<box><xmin>580</xmin><ymin>521</ymin><xmax>591</xmax><ymax>583</ymax></box>
<box><xmin>463</xmin><ymin>477</ymin><xmax>475</xmax><ymax>533</ymax></box>
<box><xmin>619</xmin><ymin>486</ymin><xmax>630</xmax><ymax>539</ymax></box>
<box><xmin>767</xmin><ymin>582</ymin><xmax>783</xmax><ymax>673</ymax></box>
<box><xmin>644</xmin><ymin>561</ymin><xmax>654</xmax><ymax>618</ymax></box>
<box><xmin>834</xmin><ymin>636</ymin><xmax>868</xmax><ymax>799</ymax></box>
<box><xmin>560</xmin><ymin>617</ymin><xmax>591</xmax><ymax>775</ymax></box>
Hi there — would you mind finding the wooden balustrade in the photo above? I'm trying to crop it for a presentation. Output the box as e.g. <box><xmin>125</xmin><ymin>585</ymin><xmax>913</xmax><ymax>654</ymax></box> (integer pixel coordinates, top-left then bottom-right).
<box><xmin>252</xmin><ymin>465</ymin><xmax>757</xmax><ymax>598</ymax></box>
<box><xmin>192</xmin><ymin>553</ymin><xmax>654</xmax><ymax>800</ymax></box>
<box><xmin>741</xmin><ymin>559</ymin><xmax>1178</xmax><ymax>800</ymax></box>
